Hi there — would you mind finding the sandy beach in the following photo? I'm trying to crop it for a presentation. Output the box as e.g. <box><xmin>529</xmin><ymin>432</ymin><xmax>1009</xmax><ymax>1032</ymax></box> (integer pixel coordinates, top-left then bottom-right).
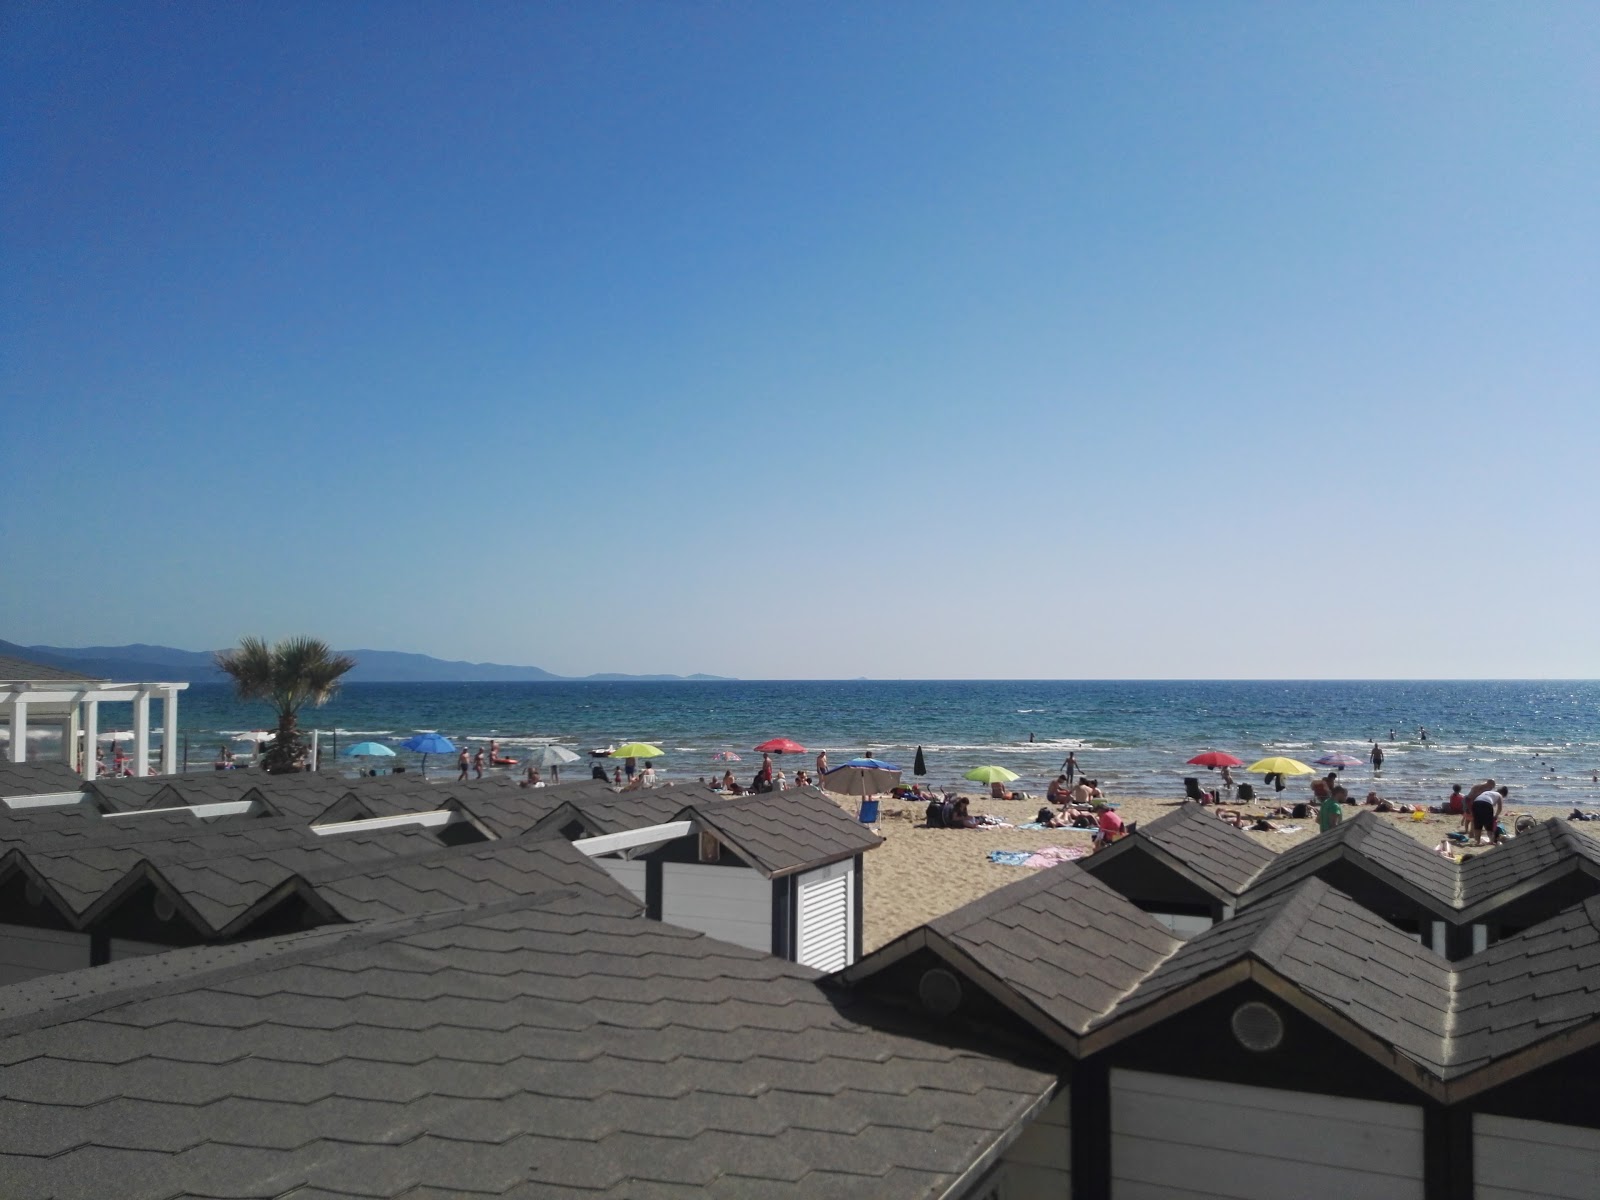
<box><xmin>844</xmin><ymin>788</ymin><xmax>1543</xmax><ymax>953</ymax></box>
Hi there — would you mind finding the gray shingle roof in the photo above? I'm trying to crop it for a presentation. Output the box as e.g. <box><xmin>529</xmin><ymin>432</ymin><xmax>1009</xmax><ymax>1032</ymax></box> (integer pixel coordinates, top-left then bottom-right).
<box><xmin>675</xmin><ymin>786</ymin><xmax>882</xmax><ymax>877</ymax></box>
<box><xmin>1241</xmin><ymin>810</ymin><xmax>1462</xmax><ymax>911</ymax></box>
<box><xmin>0</xmin><ymin>760</ymin><xmax>83</xmax><ymax>798</ymax></box>
<box><xmin>1458</xmin><ymin>819</ymin><xmax>1600</xmax><ymax>912</ymax></box>
<box><xmin>1450</xmin><ymin>893</ymin><xmax>1600</xmax><ymax>1077</ymax></box>
<box><xmin>842</xmin><ymin>862</ymin><xmax>1180</xmax><ymax>1045</ymax></box>
<box><xmin>1085</xmin><ymin>800</ymin><xmax>1276</xmax><ymax>897</ymax></box>
<box><xmin>0</xmin><ymin>894</ymin><xmax>1056</xmax><ymax>1200</ymax></box>
<box><xmin>1103</xmin><ymin>878</ymin><xmax>1455</xmax><ymax>1076</ymax></box>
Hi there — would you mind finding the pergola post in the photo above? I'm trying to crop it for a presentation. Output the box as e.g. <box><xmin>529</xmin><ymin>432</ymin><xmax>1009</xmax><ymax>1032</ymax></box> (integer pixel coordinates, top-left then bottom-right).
<box><xmin>5</xmin><ymin>697</ymin><xmax>28</xmax><ymax>763</ymax></box>
<box><xmin>82</xmin><ymin>698</ymin><xmax>100</xmax><ymax>778</ymax></box>
<box><xmin>133</xmin><ymin>690</ymin><xmax>151</xmax><ymax>777</ymax></box>
<box><xmin>161</xmin><ymin>687</ymin><xmax>178</xmax><ymax>775</ymax></box>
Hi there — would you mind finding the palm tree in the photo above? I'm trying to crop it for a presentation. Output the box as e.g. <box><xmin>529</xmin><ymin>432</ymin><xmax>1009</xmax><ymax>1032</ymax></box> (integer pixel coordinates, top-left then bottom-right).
<box><xmin>214</xmin><ymin>636</ymin><xmax>356</xmax><ymax>773</ymax></box>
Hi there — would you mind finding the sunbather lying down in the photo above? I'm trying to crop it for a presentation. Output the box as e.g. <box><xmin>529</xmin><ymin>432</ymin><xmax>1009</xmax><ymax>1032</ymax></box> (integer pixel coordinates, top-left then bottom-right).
<box><xmin>1035</xmin><ymin>804</ymin><xmax>1096</xmax><ymax>829</ymax></box>
<box><xmin>1216</xmin><ymin>808</ymin><xmax>1278</xmax><ymax>832</ymax></box>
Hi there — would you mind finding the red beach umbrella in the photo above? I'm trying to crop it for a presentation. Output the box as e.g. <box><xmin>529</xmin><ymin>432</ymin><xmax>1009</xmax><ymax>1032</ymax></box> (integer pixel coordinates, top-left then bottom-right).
<box><xmin>754</xmin><ymin>737</ymin><xmax>807</xmax><ymax>754</ymax></box>
<box><xmin>1187</xmin><ymin>750</ymin><xmax>1244</xmax><ymax>769</ymax></box>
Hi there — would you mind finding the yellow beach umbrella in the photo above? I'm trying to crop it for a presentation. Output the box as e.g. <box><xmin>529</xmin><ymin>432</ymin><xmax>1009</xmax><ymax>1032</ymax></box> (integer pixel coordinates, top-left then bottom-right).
<box><xmin>612</xmin><ymin>742</ymin><xmax>664</xmax><ymax>759</ymax></box>
<box><xmin>1245</xmin><ymin>756</ymin><xmax>1316</xmax><ymax>776</ymax></box>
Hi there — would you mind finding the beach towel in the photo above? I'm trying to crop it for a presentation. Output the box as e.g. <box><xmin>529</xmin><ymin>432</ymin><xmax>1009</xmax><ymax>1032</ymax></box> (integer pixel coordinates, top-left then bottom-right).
<box><xmin>987</xmin><ymin>850</ymin><xmax>1035</xmax><ymax>866</ymax></box>
<box><xmin>988</xmin><ymin>846</ymin><xmax>1092</xmax><ymax>868</ymax></box>
<box><xmin>1019</xmin><ymin>821</ymin><xmax>1048</xmax><ymax>830</ymax></box>
<box><xmin>1271</xmin><ymin>825</ymin><xmax>1302</xmax><ymax>834</ymax></box>
<box><xmin>1023</xmin><ymin>846</ymin><xmax>1091</xmax><ymax>868</ymax></box>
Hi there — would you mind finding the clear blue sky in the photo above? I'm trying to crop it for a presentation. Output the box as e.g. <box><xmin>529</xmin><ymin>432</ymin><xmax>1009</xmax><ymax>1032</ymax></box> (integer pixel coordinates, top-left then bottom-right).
<box><xmin>3</xmin><ymin>3</ymin><xmax>1596</xmax><ymax>679</ymax></box>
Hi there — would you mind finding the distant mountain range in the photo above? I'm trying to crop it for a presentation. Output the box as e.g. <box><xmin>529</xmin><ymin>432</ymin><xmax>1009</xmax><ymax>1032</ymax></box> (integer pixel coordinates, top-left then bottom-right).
<box><xmin>0</xmin><ymin>641</ymin><xmax>732</xmax><ymax>684</ymax></box>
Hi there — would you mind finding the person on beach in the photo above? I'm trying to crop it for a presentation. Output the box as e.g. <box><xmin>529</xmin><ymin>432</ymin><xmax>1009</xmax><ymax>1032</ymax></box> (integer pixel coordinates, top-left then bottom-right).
<box><xmin>1471</xmin><ymin>787</ymin><xmax>1505</xmax><ymax>845</ymax></box>
<box><xmin>1047</xmin><ymin>775</ymin><xmax>1071</xmax><ymax>804</ymax></box>
<box><xmin>1318</xmin><ymin>787</ymin><xmax>1344</xmax><ymax>833</ymax></box>
<box><xmin>1062</xmin><ymin>752</ymin><xmax>1078</xmax><ymax>785</ymax></box>
<box><xmin>1371</xmin><ymin>742</ymin><xmax>1385</xmax><ymax>772</ymax></box>
<box><xmin>522</xmin><ymin>766</ymin><xmax>542</xmax><ymax>788</ymax></box>
<box><xmin>472</xmin><ymin>748</ymin><xmax>484</xmax><ymax>779</ymax></box>
<box><xmin>624</xmin><ymin>756</ymin><xmax>637</xmax><ymax>781</ymax></box>
<box><xmin>612</xmin><ymin>765</ymin><xmax>623</xmax><ymax>786</ymax></box>
<box><xmin>816</xmin><ymin>749</ymin><xmax>828</xmax><ymax>780</ymax></box>
<box><xmin>721</xmin><ymin>769</ymin><xmax>737</xmax><ymax>793</ymax></box>
<box><xmin>457</xmin><ymin>749</ymin><xmax>470</xmax><ymax>781</ymax></box>
<box><xmin>1431</xmin><ymin>784</ymin><xmax>1465</xmax><ymax>815</ymax></box>
<box><xmin>641</xmin><ymin>761</ymin><xmax>657</xmax><ymax>787</ymax></box>
<box><xmin>947</xmin><ymin>797</ymin><xmax>979</xmax><ymax>829</ymax></box>
<box><xmin>1220</xmin><ymin>764</ymin><xmax>1234</xmax><ymax>797</ymax></box>
<box><xmin>760</xmin><ymin>753</ymin><xmax>774</xmax><ymax>790</ymax></box>
<box><xmin>1092</xmin><ymin>802</ymin><xmax>1125</xmax><ymax>851</ymax></box>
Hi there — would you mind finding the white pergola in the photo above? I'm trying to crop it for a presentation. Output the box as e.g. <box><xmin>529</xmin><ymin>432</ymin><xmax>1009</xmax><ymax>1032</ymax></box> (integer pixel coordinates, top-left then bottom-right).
<box><xmin>1</xmin><ymin>679</ymin><xmax>189</xmax><ymax>778</ymax></box>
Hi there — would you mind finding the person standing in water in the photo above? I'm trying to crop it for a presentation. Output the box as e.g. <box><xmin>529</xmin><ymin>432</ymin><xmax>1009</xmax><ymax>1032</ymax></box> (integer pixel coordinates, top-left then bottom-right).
<box><xmin>1062</xmin><ymin>752</ymin><xmax>1078</xmax><ymax>786</ymax></box>
<box><xmin>1370</xmin><ymin>742</ymin><xmax>1385</xmax><ymax>773</ymax></box>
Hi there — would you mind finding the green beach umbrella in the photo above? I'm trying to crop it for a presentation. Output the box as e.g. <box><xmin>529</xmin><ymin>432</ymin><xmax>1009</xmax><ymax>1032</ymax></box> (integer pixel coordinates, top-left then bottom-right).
<box><xmin>963</xmin><ymin>765</ymin><xmax>1020</xmax><ymax>784</ymax></box>
<box><xmin>612</xmin><ymin>742</ymin><xmax>664</xmax><ymax>759</ymax></box>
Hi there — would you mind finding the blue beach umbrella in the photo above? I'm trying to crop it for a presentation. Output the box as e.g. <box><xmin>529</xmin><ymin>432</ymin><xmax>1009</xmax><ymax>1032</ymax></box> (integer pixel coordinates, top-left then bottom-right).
<box><xmin>400</xmin><ymin>732</ymin><xmax>456</xmax><ymax>778</ymax></box>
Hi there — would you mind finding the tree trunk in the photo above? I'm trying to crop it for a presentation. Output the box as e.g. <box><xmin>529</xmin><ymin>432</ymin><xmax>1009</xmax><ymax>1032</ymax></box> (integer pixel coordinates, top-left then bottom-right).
<box><xmin>265</xmin><ymin>711</ymin><xmax>304</xmax><ymax>774</ymax></box>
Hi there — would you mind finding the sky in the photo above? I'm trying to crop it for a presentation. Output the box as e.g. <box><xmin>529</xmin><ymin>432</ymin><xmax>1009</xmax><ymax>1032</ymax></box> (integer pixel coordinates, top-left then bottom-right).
<box><xmin>2</xmin><ymin>3</ymin><xmax>1596</xmax><ymax>679</ymax></box>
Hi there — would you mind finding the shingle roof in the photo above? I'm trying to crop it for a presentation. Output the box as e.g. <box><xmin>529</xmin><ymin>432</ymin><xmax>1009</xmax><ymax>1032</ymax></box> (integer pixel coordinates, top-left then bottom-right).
<box><xmin>0</xmin><ymin>654</ymin><xmax>104</xmax><ymax>682</ymax></box>
<box><xmin>674</xmin><ymin>786</ymin><xmax>882</xmax><ymax>877</ymax></box>
<box><xmin>840</xmin><ymin>862</ymin><xmax>1180</xmax><ymax>1047</ymax></box>
<box><xmin>0</xmin><ymin>894</ymin><xmax>1057</xmax><ymax>1200</ymax></box>
<box><xmin>1241</xmin><ymin>810</ymin><xmax>1462</xmax><ymax>911</ymax></box>
<box><xmin>0</xmin><ymin>760</ymin><xmax>83</xmax><ymax>798</ymax></box>
<box><xmin>1085</xmin><ymin>801</ymin><xmax>1276</xmax><ymax>897</ymax></box>
<box><xmin>1458</xmin><ymin>820</ymin><xmax>1600</xmax><ymax>912</ymax></box>
<box><xmin>7</xmin><ymin>824</ymin><xmax>441</xmax><ymax>929</ymax></box>
<box><xmin>1450</xmin><ymin>893</ymin><xmax>1600</xmax><ymax>1077</ymax></box>
<box><xmin>1103</xmin><ymin>878</ymin><xmax>1455</xmax><ymax>1076</ymax></box>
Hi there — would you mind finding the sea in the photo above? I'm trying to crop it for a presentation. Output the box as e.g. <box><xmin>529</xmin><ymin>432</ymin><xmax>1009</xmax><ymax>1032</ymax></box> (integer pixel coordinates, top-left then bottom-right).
<box><xmin>124</xmin><ymin>679</ymin><xmax>1600</xmax><ymax>808</ymax></box>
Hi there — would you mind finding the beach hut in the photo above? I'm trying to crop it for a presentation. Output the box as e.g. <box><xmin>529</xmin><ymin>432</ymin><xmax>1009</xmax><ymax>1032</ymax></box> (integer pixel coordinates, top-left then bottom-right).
<box><xmin>1079</xmin><ymin>801</ymin><xmax>1276</xmax><ymax>933</ymax></box>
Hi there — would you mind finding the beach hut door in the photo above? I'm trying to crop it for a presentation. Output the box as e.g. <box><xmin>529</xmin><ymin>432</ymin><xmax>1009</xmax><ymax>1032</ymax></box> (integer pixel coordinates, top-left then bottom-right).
<box><xmin>795</xmin><ymin>859</ymin><xmax>853</xmax><ymax>973</ymax></box>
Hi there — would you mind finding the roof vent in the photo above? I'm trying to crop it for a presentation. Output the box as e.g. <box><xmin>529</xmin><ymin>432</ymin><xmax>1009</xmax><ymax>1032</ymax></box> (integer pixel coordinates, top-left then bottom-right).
<box><xmin>918</xmin><ymin>968</ymin><xmax>962</xmax><ymax>1017</ymax></box>
<box><xmin>1231</xmin><ymin>1000</ymin><xmax>1284</xmax><ymax>1052</ymax></box>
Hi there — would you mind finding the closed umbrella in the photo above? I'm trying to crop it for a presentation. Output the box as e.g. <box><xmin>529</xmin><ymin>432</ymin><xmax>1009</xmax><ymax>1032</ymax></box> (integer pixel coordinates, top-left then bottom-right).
<box><xmin>913</xmin><ymin>746</ymin><xmax>927</xmax><ymax>776</ymax></box>
<box><xmin>400</xmin><ymin>732</ymin><xmax>456</xmax><ymax>779</ymax></box>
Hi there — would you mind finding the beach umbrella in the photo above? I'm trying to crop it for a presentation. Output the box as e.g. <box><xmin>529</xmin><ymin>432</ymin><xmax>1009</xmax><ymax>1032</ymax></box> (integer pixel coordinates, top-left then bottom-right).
<box><xmin>712</xmin><ymin>751</ymin><xmax>742</xmax><ymax>762</ymax></box>
<box><xmin>1244</xmin><ymin>757</ymin><xmax>1316</xmax><ymax>776</ymax></box>
<box><xmin>537</xmin><ymin>744</ymin><xmax>579</xmax><ymax>782</ymax></box>
<box><xmin>1186</xmin><ymin>751</ymin><xmax>1244</xmax><ymax>769</ymax></box>
<box><xmin>824</xmin><ymin>757</ymin><xmax>902</xmax><ymax>798</ymax></box>
<box><xmin>400</xmin><ymin>732</ymin><xmax>456</xmax><ymax>778</ymax></box>
<box><xmin>612</xmin><ymin>742</ymin><xmax>664</xmax><ymax>759</ymax></box>
<box><xmin>342</xmin><ymin>741</ymin><xmax>395</xmax><ymax>758</ymax></box>
<box><xmin>963</xmin><ymin>765</ymin><xmax>1020</xmax><ymax>784</ymax></box>
<box><xmin>754</xmin><ymin>737</ymin><xmax>806</xmax><ymax>754</ymax></box>
<box><xmin>1314</xmin><ymin>752</ymin><xmax>1364</xmax><ymax>770</ymax></box>
<box><xmin>913</xmin><ymin>746</ymin><xmax>927</xmax><ymax>776</ymax></box>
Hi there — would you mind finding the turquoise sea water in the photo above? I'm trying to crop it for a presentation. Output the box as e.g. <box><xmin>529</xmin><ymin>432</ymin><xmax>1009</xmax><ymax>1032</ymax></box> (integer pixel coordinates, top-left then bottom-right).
<box><xmin>155</xmin><ymin>679</ymin><xmax>1600</xmax><ymax>808</ymax></box>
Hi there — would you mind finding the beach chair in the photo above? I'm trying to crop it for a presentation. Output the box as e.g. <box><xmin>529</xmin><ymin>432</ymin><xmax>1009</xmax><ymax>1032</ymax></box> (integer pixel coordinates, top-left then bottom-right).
<box><xmin>1236</xmin><ymin>782</ymin><xmax>1256</xmax><ymax>802</ymax></box>
<box><xmin>1183</xmin><ymin>777</ymin><xmax>1214</xmax><ymax>803</ymax></box>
